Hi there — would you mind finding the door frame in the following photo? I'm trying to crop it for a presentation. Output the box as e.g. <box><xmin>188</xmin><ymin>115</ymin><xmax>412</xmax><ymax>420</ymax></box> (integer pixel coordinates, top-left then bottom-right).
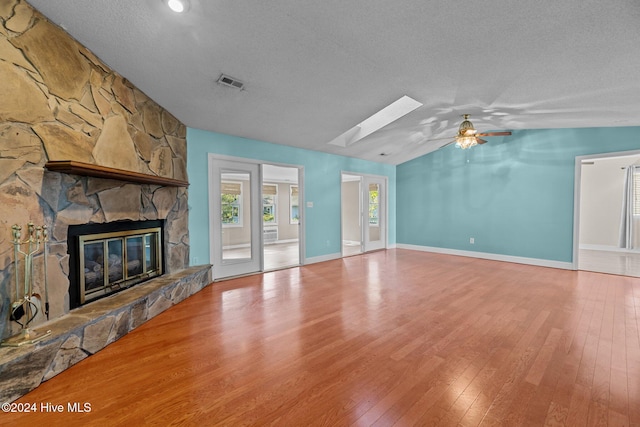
<box><xmin>208</xmin><ymin>154</ymin><xmax>305</xmax><ymax>278</ymax></box>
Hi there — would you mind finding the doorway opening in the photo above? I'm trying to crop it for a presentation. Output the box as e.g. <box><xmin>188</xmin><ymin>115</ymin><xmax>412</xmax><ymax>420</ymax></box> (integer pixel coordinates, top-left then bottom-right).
<box><xmin>341</xmin><ymin>174</ymin><xmax>363</xmax><ymax>257</ymax></box>
<box><xmin>341</xmin><ymin>172</ymin><xmax>387</xmax><ymax>257</ymax></box>
<box><xmin>262</xmin><ymin>164</ymin><xmax>300</xmax><ymax>271</ymax></box>
<box><xmin>574</xmin><ymin>150</ymin><xmax>640</xmax><ymax>277</ymax></box>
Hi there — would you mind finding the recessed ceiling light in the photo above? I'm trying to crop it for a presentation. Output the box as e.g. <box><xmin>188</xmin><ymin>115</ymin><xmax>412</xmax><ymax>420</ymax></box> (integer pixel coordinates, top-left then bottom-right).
<box><xmin>166</xmin><ymin>0</ymin><xmax>189</xmax><ymax>13</ymax></box>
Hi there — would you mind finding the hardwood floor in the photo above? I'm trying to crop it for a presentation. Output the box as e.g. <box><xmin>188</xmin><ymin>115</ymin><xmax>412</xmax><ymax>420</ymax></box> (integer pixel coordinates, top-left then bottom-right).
<box><xmin>4</xmin><ymin>249</ymin><xmax>640</xmax><ymax>426</ymax></box>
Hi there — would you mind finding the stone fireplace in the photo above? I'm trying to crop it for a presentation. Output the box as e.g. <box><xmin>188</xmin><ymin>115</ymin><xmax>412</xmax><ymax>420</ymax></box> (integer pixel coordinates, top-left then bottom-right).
<box><xmin>0</xmin><ymin>0</ymin><xmax>191</xmax><ymax>339</ymax></box>
<box><xmin>0</xmin><ymin>1</ymin><xmax>211</xmax><ymax>402</ymax></box>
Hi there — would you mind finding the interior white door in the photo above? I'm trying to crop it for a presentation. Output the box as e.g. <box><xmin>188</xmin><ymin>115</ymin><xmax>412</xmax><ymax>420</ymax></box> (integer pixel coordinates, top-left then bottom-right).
<box><xmin>211</xmin><ymin>159</ymin><xmax>261</xmax><ymax>279</ymax></box>
<box><xmin>363</xmin><ymin>176</ymin><xmax>386</xmax><ymax>252</ymax></box>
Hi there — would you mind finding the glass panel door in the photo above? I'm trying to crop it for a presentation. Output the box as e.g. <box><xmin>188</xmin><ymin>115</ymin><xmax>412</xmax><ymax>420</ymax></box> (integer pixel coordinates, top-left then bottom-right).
<box><xmin>363</xmin><ymin>176</ymin><xmax>386</xmax><ymax>252</ymax></box>
<box><xmin>211</xmin><ymin>159</ymin><xmax>261</xmax><ymax>279</ymax></box>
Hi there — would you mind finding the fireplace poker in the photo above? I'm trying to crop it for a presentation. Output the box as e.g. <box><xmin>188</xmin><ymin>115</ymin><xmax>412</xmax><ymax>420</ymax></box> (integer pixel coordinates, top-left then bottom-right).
<box><xmin>43</xmin><ymin>225</ymin><xmax>50</xmax><ymax>320</ymax></box>
<box><xmin>11</xmin><ymin>225</ymin><xmax>21</xmax><ymax>312</ymax></box>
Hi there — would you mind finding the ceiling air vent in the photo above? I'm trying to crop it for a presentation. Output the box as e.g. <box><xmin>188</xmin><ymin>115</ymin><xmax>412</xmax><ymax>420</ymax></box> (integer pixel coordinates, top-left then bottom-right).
<box><xmin>217</xmin><ymin>74</ymin><xmax>244</xmax><ymax>90</ymax></box>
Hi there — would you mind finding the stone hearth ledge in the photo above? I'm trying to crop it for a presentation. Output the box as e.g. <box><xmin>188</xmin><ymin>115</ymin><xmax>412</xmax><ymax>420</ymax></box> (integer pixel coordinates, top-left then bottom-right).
<box><xmin>0</xmin><ymin>265</ymin><xmax>212</xmax><ymax>403</ymax></box>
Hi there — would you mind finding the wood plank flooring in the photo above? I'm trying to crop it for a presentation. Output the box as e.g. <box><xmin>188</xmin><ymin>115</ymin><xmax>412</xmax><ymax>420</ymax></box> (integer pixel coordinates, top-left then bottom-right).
<box><xmin>3</xmin><ymin>249</ymin><xmax>639</xmax><ymax>426</ymax></box>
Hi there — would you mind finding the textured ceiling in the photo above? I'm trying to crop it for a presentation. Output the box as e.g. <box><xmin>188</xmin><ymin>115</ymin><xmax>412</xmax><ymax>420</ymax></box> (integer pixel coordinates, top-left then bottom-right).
<box><xmin>27</xmin><ymin>0</ymin><xmax>640</xmax><ymax>165</ymax></box>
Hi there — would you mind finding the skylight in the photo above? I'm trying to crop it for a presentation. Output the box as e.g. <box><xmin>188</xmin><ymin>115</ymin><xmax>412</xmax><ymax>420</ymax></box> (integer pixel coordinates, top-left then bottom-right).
<box><xmin>328</xmin><ymin>95</ymin><xmax>423</xmax><ymax>147</ymax></box>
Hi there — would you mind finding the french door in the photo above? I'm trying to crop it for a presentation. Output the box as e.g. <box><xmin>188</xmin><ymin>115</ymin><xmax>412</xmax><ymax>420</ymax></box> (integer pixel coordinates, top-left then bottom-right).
<box><xmin>341</xmin><ymin>172</ymin><xmax>387</xmax><ymax>255</ymax></box>
<box><xmin>210</xmin><ymin>159</ymin><xmax>261</xmax><ymax>279</ymax></box>
<box><xmin>363</xmin><ymin>175</ymin><xmax>387</xmax><ymax>252</ymax></box>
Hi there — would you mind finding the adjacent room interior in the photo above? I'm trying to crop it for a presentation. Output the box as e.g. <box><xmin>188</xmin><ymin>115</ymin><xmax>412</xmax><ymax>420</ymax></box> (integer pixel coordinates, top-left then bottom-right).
<box><xmin>217</xmin><ymin>163</ymin><xmax>301</xmax><ymax>271</ymax></box>
<box><xmin>577</xmin><ymin>152</ymin><xmax>640</xmax><ymax>277</ymax></box>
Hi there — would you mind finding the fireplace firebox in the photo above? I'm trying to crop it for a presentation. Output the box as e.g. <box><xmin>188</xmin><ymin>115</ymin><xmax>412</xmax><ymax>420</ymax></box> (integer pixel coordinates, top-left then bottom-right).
<box><xmin>68</xmin><ymin>220</ymin><xmax>164</xmax><ymax>308</ymax></box>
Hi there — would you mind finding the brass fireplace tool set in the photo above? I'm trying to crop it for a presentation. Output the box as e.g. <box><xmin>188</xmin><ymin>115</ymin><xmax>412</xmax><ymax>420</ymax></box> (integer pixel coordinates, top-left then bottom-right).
<box><xmin>1</xmin><ymin>222</ymin><xmax>52</xmax><ymax>347</ymax></box>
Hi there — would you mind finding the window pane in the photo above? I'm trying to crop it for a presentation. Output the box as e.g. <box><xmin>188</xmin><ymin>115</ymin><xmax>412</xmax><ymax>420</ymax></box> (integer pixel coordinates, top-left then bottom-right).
<box><xmin>221</xmin><ymin>181</ymin><xmax>242</xmax><ymax>226</ymax></box>
<box><xmin>221</xmin><ymin>173</ymin><xmax>251</xmax><ymax>261</ymax></box>
<box><xmin>262</xmin><ymin>187</ymin><xmax>277</xmax><ymax>224</ymax></box>
<box><xmin>369</xmin><ymin>184</ymin><xmax>379</xmax><ymax>226</ymax></box>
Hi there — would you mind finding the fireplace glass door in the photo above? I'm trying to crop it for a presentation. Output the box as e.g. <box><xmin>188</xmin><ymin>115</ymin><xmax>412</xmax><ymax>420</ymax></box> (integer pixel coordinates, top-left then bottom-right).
<box><xmin>80</xmin><ymin>227</ymin><xmax>162</xmax><ymax>304</ymax></box>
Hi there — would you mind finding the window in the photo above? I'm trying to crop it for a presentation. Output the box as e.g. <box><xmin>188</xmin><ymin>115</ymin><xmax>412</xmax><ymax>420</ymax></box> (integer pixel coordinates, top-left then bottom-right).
<box><xmin>369</xmin><ymin>183</ymin><xmax>379</xmax><ymax>226</ymax></box>
<box><xmin>221</xmin><ymin>181</ymin><xmax>242</xmax><ymax>227</ymax></box>
<box><xmin>290</xmin><ymin>185</ymin><xmax>299</xmax><ymax>224</ymax></box>
<box><xmin>263</xmin><ymin>184</ymin><xmax>277</xmax><ymax>224</ymax></box>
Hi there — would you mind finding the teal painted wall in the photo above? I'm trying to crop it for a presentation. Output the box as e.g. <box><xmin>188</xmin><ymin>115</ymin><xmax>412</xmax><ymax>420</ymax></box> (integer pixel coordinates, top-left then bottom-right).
<box><xmin>397</xmin><ymin>127</ymin><xmax>640</xmax><ymax>263</ymax></box>
<box><xmin>187</xmin><ymin>128</ymin><xmax>396</xmax><ymax>264</ymax></box>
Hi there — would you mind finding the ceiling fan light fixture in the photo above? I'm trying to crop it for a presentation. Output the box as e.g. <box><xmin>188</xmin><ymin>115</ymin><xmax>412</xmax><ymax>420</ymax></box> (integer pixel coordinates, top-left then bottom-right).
<box><xmin>455</xmin><ymin>136</ymin><xmax>477</xmax><ymax>149</ymax></box>
<box><xmin>458</xmin><ymin>114</ymin><xmax>476</xmax><ymax>135</ymax></box>
<box><xmin>433</xmin><ymin>114</ymin><xmax>510</xmax><ymax>150</ymax></box>
<box><xmin>455</xmin><ymin>114</ymin><xmax>479</xmax><ymax>148</ymax></box>
<box><xmin>166</xmin><ymin>0</ymin><xmax>189</xmax><ymax>13</ymax></box>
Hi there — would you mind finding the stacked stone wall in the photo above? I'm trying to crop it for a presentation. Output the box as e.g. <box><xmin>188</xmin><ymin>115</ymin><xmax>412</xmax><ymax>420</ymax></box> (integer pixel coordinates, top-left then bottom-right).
<box><xmin>0</xmin><ymin>0</ymin><xmax>190</xmax><ymax>341</ymax></box>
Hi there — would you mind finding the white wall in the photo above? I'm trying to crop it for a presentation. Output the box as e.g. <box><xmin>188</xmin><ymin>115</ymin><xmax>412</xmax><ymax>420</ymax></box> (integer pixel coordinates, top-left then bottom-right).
<box><xmin>341</xmin><ymin>180</ymin><xmax>361</xmax><ymax>242</ymax></box>
<box><xmin>272</xmin><ymin>182</ymin><xmax>299</xmax><ymax>241</ymax></box>
<box><xmin>579</xmin><ymin>155</ymin><xmax>640</xmax><ymax>248</ymax></box>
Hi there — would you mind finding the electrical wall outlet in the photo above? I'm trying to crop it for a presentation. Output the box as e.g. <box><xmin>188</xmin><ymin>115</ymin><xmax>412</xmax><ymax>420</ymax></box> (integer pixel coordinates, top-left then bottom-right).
<box><xmin>469</xmin><ymin>237</ymin><xmax>475</xmax><ymax>244</ymax></box>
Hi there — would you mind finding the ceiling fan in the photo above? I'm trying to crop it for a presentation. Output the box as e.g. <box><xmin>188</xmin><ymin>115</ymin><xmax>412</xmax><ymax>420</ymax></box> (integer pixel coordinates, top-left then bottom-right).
<box><xmin>430</xmin><ymin>114</ymin><xmax>512</xmax><ymax>149</ymax></box>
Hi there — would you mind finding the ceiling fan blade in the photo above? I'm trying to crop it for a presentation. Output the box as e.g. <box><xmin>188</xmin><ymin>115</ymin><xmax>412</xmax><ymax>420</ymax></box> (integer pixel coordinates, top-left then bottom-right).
<box><xmin>476</xmin><ymin>131</ymin><xmax>512</xmax><ymax>137</ymax></box>
<box><xmin>439</xmin><ymin>140</ymin><xmax>456</xmax><ymax>149</ymax></box>
<box><xmin>476</xmin><ymin>138</ymin><xmax>488</xmax><ymax>145</ymax></box>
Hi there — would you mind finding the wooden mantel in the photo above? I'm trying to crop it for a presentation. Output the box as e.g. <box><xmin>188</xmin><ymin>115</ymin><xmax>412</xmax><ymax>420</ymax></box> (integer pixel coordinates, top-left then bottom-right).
<box><xmin>45</xmin><ymin>160</ymin><xmax>189</xmax><ymax>187</ymax></box>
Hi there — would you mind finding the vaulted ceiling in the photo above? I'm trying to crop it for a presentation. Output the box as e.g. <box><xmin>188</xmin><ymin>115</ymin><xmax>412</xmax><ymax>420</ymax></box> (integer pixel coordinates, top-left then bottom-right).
<box><xmin>28</xmin><ymin>0</ymin><xmax>640</xmax><ymax>165</ymax></box>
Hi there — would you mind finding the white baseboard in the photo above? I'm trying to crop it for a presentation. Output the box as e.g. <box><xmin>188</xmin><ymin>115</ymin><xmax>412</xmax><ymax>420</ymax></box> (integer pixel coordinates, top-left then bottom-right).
<box><xmin>304</xmin><ymin>252</ymin><xmax>342</xmax><ymax>265</ymax></box>
<box><xmin>396</xmin><ymin>244</ymin><xmax>574</xmax><ymax>270</ymax></box>
<box><xmin>579</xmin><ymin>244</ymin><xmax>640</xmax><ymax>253</ymax></box>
